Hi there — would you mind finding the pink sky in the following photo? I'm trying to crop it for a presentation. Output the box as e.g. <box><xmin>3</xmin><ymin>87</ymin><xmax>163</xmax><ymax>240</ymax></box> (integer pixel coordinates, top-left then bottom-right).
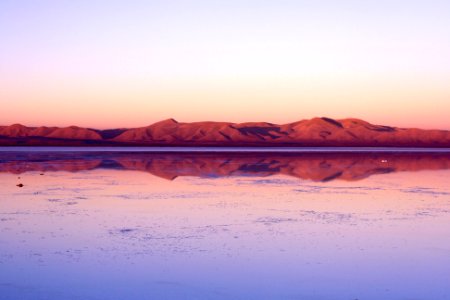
<box><xmin>1</xmin><ymin>1</ymin><xmax>449</xmax><ymax>130</ymax></box>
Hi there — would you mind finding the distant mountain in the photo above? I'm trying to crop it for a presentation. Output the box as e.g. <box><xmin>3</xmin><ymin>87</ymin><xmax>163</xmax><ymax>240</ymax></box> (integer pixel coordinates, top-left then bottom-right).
<box><xmin>0</xmin><ymin>117</ymin><xmax>449</xmax><ymax>147</ymax></box>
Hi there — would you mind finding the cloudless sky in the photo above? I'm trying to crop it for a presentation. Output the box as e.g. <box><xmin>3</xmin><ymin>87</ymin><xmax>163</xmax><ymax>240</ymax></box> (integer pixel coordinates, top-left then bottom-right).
<box><xmin>1</xmin><ymin>0</ymin><xmax>449</xmax><ymax>129</ymax></box>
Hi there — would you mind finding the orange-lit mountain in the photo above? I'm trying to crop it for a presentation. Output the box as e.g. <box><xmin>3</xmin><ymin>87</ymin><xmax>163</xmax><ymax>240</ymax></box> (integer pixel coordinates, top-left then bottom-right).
<box><xmin>1</xmin><ymin>117</ymin><xmax>449</xmax><ymax>147</ymax></box>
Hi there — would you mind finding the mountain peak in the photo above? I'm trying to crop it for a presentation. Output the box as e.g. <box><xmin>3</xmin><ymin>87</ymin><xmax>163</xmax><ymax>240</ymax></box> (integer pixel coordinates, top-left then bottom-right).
<box><xmin>163</xmin><ymin>118</ymin><xmax>178</xmax><ymax>124</ymax></box>
<box><xmin>0</xmin><ymin>117</ymin><xmax>449</xmax><ymax>147</ymax></box>
<box><xmin>9</xmin><ymin>123</ymin><xmax>28</xmax><ymax>128</ymax></box>
<box><xmin>150</xmin><ymin>118</ymin><xmax>178</xmax><ymax>127</ymax></box>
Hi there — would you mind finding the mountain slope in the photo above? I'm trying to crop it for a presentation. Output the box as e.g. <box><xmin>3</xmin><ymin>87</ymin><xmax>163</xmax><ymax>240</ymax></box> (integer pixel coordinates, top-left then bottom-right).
<box><xmin>0</xmin><ymin>117</ymin><xmax>449</xmax><ymax>147</ymax></box>
<box><xmin>0</xmin><ymin>124</ymin><xmax>101</xmax><ymax>140</ymax></box>
<box><xmin>112</xmin><ymin>117</ymin><xmax>450</xmax><ymax>147</ymax></box>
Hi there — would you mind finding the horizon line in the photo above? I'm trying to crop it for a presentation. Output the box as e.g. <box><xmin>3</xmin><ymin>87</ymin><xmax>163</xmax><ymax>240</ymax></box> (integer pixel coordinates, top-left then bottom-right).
<box><xmin>2</xmin><ymin>116</ymin><xmax>449</xmax><ymax>132</ymax></box>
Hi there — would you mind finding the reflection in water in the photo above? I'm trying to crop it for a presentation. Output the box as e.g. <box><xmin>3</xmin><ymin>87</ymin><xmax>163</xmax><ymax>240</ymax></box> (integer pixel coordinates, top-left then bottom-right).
<box><xmin>0</xmin><ymin>151</ymin><xmax>449</xmax><ymax>182</ymax></box>
<box><xmin>0</xmin><ymin>151</ymin><xmax>450</xmax><ymax>300</ymax></box>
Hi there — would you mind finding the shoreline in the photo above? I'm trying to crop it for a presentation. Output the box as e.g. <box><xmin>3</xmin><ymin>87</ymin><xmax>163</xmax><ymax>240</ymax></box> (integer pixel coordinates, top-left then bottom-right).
<box><xmin>1</xmin><ymin>146</ymin><xmax>450</xmax><ymax>153</ymax></box>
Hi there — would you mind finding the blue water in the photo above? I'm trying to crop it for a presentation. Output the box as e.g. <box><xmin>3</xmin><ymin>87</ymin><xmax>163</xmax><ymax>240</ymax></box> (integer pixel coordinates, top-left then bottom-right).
<box><xmin>0</xmin><ymin>152</ymin><xmax>449</xmax><ymax>300</ymax></box>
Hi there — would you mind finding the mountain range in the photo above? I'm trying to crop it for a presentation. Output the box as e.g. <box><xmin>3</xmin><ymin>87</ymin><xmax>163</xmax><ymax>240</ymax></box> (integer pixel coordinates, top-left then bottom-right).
<box><xmin>0</xmin><ymin>117</ymin><xmax>449</xmax><ymax>147</ymax></box>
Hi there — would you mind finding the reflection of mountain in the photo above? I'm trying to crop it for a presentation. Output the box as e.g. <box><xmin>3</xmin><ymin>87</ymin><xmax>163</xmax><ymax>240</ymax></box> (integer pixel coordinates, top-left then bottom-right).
<box><xmin>1</xmin><ymin>117</ymin><xmax>449</xmax><ymax>147</ymax></box>
<box><xmin>1</xmin><ymin>152</ymin><xmax>449</xmax><ymax>182</ymax></box>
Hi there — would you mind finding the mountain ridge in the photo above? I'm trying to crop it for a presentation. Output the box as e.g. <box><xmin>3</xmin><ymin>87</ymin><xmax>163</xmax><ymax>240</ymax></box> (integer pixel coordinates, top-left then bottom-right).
<box><xmin>0</xmin><ymin>117</ymin><xmax>449</xmax><ymax>147</ymax></box>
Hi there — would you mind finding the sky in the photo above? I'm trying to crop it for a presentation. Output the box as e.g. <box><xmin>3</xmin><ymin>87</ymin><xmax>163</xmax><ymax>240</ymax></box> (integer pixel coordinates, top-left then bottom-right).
<box><xmin>1</xmin><ymin>0</ymin><xmax>449</xmax><ymax>129</ymax></box>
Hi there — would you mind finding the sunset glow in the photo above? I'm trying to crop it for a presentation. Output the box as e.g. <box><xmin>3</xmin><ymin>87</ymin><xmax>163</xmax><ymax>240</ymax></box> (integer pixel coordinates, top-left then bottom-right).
<box><xmin>1</xmin><ymin>0</ymin><xmax>449</xmax><ymax>129</ymax></box>
<box><xmin>2</xmin><ymin>3</ymin><xmax>450</xmax><ymax>299</ymax></box>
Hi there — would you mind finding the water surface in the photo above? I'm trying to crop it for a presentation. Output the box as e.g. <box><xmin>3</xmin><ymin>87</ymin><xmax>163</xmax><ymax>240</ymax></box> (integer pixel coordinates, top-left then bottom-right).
<box><xmin>0</xmin><ymin>150</ymin><xmax>449</xmax><ymax>299</ymax></box>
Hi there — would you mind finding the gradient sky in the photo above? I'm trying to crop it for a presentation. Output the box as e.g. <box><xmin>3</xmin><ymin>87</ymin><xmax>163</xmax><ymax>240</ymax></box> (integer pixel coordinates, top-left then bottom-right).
<box><xmin>1</xmin><ymin>0</ymin><xmax>449</xmax><ymax>129</ymax></box>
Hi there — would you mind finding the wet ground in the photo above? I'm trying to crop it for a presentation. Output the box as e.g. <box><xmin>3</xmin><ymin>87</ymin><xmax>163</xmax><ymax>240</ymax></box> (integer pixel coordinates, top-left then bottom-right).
<box><xmin>0</xmin><ymin>151</ymin><xmax>449</xmax><ymax>299</ymax></box>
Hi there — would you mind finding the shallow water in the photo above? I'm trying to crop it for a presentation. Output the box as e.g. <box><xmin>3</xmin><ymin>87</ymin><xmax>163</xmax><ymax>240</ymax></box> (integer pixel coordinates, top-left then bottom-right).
<box><xmin>0</xmin><ymin>151</ymin><xmax>449</xmax><ymax>300</ymax></box>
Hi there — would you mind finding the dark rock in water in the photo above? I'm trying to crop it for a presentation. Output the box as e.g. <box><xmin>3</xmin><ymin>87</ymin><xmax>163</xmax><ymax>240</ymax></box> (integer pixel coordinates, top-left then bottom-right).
<box><xmin>16</xmin><ymin>183</ymin><xmax>24</xmax><ymax>187</ymax></box>
<box><xmin>40</xmin><ymin>173</ymin><xmax>44</xmax><ymax>175</ymax></box>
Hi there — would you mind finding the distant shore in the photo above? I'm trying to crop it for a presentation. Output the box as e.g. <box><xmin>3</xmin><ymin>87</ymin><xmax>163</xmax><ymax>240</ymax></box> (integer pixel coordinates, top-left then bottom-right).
<box><xmin>1</xmin><ymin>146</ymin><xmax>450</xmax><ymax>153</ymax></box>
<box><xmin>1</xmin><ymin>117</ymin><xmax>450</xmax><ymax>147</ymax></box>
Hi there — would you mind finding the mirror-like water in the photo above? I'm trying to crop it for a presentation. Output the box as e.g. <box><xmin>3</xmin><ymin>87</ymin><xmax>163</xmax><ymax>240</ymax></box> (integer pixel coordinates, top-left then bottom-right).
<box><xmin>0</xmin><ymin>150</ymin><xmax>449</xmax><ymax>300</ymax></box>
